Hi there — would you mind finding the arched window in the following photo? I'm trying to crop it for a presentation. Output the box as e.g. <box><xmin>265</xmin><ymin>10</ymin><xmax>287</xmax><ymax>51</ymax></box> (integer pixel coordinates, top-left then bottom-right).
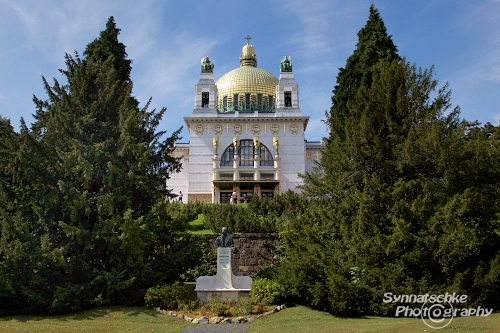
<box><xmin>260</xmin><ymin>145</ymin><xmax>273</xmax><ymax>166</ymax></box>
<box><xmin>239</xmin><ymin>140</ymin><xmax>253</xmax><ymax>166</ymax></box>
<box><xmin>220</xmin><ymin>145</ymin><xmax>234</xmax><ymax>166</ymax></box>
<box><xmin>220</xmin><ymin>139</ymin><xmax>274</xmax><ymax>167</ymax></box>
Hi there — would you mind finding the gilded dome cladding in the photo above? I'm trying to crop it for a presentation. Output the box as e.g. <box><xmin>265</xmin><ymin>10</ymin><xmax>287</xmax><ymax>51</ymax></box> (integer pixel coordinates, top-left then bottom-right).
<box><xmin>216</xmin><ymin>66</ymin><xmax>278</xmax><ymax>100</ymax></box>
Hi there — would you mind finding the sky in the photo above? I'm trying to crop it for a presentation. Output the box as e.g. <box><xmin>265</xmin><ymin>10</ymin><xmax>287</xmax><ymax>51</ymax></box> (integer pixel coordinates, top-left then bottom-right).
<box><xmin>0</xmin><ymin>0</ymin><xmax>499</xmax><ymax>142</ymax></box>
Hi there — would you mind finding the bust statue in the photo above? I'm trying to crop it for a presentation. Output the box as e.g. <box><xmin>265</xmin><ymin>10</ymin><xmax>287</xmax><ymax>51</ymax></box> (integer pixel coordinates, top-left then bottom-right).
<box><xmin>215</xmin><ymin>227</ymin><xmax>234</xmax><ymax>248</ymax></box>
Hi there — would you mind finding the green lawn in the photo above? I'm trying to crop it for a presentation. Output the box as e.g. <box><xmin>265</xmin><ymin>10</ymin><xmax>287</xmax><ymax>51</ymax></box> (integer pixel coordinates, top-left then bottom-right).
<box><xmin>250</xmin><ymin>306</ymin><xmax>500</xmax><ymax>332</ymax></box>
<box><xmin>0</xmin><ymin>307</ymin><xmax>188</xmax><ymax>333</ymax></box>
<box><xmin>2</xmin><ymin>306</ymin><xmax>499</xmax><ymax>333</ymax></box>
<box><xmin>185</xmin><ymin>214</ymin><xmax>213</xmax><ymax>234</ymax></box>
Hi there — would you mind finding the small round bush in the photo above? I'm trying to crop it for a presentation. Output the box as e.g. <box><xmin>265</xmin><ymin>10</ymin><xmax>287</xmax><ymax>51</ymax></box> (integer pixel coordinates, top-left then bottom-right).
<box><xmin>250</xmin><ymin>278</ymin><xmax>285</xmax><ymax>306</ymax></box>
<box><xmin>144</xmin><ymin>282</ymin><xmax>190</xmax><ymax>309</ymax></box>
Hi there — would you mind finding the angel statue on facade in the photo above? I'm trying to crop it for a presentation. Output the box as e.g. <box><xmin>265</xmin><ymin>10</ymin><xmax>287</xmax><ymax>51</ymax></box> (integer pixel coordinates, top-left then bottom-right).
<box><xmin>253</xmin><ymin>136</ymin><xmax>260</xmax><ymax>155</ymax></box>
<box><xmin>213</xmin><ymin>136</ymin><xmax>219</xmax><ymax>155</ymax></box>
<box><xmin>233</xmin><ymin>136</ymin><xmax>240</xmax><ymax>154</ymax></box>
<box><xmin>273</xmin><ymin>136</ymin><xmax>280</xmax><ymax>155</ymax></box>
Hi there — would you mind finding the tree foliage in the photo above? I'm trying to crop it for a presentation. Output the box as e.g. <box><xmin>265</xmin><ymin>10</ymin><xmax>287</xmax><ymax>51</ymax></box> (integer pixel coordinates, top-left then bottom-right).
<box><xmin>288</xmin><ymin>5</ymin><xmax>500</xmax><ymax>316</ymax></box>
<box><xmin>327</xmin><ymin>4</ymin><xmax>399</xmax><ymax>143</ymax></box>
<box><xmin>0</xmin><ymin>17</ymin><xmax>188</xmax><ymax>315</ymax></box>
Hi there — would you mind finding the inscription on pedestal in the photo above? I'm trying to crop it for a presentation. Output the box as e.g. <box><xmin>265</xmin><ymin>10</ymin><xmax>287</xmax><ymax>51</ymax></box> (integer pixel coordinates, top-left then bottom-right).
<box><xmin>219</xmin><ymin>247</ymin><xmax>231</xmax><ymax>269</ymax></box>
<box><xmin>215</xmin><ymin>247</ymin><xmax>233</xmax><ymax>289</ymax></box>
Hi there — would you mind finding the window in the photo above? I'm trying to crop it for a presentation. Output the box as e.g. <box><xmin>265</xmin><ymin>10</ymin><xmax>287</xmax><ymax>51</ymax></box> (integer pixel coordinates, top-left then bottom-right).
<box><xmin>220</xmin><ymin>146</ymin><xmax>234</xmax><ymax>166</ymax></box>
<box><xmin>284</xmin><ymin>91</ymin><xmax>292</xmax><ymax>107</ymax></box>
<box><xmin>260</xmin><ymin>145</ymin><xmax>273</xmax><ymax>166</ymax></box>
<box><xmin>220</xmin><ymin>193</ymin><xmax>232</xmax><ymax>204</ymax></box>
<box><xmin>239</xmin><ymin>140</ymin><xmax>253</xmax><ymax>166</ymax></box>
<box><xmin>245</xmin><ymin>93</ymin><xmax>251</xmax><ymax>111</ymax></box>
<box><xmin>233</xmin><ymin>94</ymin><xmax>239</xmax><ymax>111</ymax></box>
<box><xmin>261</xmin><ymin>192</ymin><xmax>274</xmax><ymax>199</ymax></box>
<box><xmin>220</xmin><ymin>139</ymin><xmax>274</xmax><ymax>167</ymax></box>
<box><xmin>202</xmin><ymin>92</ymin><xmax>209</xmax><ymax>107</ymax></box>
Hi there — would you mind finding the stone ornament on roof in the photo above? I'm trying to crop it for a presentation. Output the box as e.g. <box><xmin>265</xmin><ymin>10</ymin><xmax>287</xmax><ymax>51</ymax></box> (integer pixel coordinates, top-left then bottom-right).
<box><xmin>280</xmin><ymin>55</ymin><xmax>292</xmax><ymax>72</ymax></box>
<box><xmin>201</xmin><ymin>56</ymin><xmax>214</xmax><ymax>73</ymax></box>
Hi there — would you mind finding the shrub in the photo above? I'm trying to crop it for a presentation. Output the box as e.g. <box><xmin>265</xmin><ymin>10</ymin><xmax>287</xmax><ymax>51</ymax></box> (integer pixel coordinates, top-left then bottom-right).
<box><xmin>325</xmin><ymin>272</ymin><xmax>372</xmax><ymax>317</ymax></box>
<box><xmin>184</xmin><ymin>201</ymin><xmax>205</xmax><ymax>221</ymax></box>
<box><xmin>201</xmin><ymin>191</ymin><xmax>309</xmax><ymax>233</ymax></box>
<box><xmin>203</xmin><ymin>204</ymin><xmax>256</xmax><ymax>232</ymax></box>
<box><xmin>165</xmin><ymin>201</ymin><xmax>205</xmax><ymax>226</ymax></box>
<box><xmin>204</xmin><ymin>296</ymin><xmax>231</xmax><ymax>316</ymax></box>
<box><xmin>232</xmin><ymin>297</ymin><xmax>254</xmax><ymax>316</ymax></box>
<box><xmin>144</xmin><ymin>282</ymin><xmax>191</xmax><ymax>309</ymax></box>
<box><xmin>179</xmin><ymin>237</ymin><xmax>217</xmax><ymax>281</ymax></box>
<box><xmin>250</xmin><ymin>278</ymin><xmax>286</xmax><ymax>306</ymax></box>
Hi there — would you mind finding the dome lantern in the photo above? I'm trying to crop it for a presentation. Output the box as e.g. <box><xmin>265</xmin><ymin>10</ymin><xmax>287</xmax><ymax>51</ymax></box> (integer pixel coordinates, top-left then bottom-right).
<box><xmin>239</xmin><ymin>35</ymin><xmax>257</xmax><ymax>67</ymax></box>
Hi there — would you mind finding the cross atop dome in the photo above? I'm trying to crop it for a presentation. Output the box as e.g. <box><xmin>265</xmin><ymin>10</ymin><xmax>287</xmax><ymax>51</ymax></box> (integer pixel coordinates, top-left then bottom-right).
<box><xmin>240</xmin><ymin>36</ymin><xmax>257</xmax><ymax>67</ymax></box>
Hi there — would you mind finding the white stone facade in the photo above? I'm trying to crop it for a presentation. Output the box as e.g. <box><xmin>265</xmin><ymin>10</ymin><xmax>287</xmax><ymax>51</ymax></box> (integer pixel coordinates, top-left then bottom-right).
<box><xmin>167</xmin><ymin>42</ymin><xmax>324</xmax><ymax>203</ymax></box>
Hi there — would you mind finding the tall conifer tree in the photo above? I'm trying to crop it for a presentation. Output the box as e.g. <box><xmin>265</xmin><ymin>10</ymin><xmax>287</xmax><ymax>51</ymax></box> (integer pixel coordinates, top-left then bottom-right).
<box><xmin>328</xmin><ymin>5</ymin><xmax>398</xmax><ymax>140</ymax></box>
<box><xmin>292</xmin><ymin>5</ymin><xmax>500</xmax><ymax>315</ymax></box>
<box><xmin>311</xmin><ymin>5</ymin><xmax>400</xmax><ymax>195</ymax></box>
<box><xmin>0</xmin><ymin>17</ymin><xmax>183</xmax><ymax>314</ymax></box>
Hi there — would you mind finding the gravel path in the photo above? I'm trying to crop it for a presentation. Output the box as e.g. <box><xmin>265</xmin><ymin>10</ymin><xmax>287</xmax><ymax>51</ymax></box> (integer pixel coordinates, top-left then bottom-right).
<box><xmin>176</xmin><ymin>324</ymin><xmax>249</xmax><ymax>333</ymax></box>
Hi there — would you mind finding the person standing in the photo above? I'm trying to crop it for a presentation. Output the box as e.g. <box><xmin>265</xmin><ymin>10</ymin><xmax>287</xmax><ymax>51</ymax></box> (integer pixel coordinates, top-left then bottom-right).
<box><xmin>179</xmin><ymin>191</ymin><xmax>183</xmax><ymax>203</ymax></box>
<box><xmin>231</xmin><ymin>191</ymin><xmax>237</xmax><ymax>204</ymax></box>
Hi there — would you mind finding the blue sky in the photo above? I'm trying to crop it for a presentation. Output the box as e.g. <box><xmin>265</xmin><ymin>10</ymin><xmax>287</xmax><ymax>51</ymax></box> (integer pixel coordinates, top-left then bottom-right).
<box><xmin>0</xmin><ymin>0</ymin><xmax>499</xmax><ymax>142</ymax></box>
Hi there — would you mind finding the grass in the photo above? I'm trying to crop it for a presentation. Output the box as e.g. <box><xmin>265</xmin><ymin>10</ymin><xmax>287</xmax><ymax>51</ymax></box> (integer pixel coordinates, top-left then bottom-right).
<box><xmin>184</xmin><ymin>214</ymin><xmax>213</xmax><ymax>234</ymax></box>
<box><xmin>0</xmin><ymin>307</ymin><xmax>189</xmax><ymax>333</ymax></box>
<box><xmin>2</xmin><ymin>306</ymin><xmax>499</xmax><ymax>333</ymax></box>
<box><xmin>249</xmin><ymin>306</ymin><xmax>500</xmax><ymax>333</ymax></box>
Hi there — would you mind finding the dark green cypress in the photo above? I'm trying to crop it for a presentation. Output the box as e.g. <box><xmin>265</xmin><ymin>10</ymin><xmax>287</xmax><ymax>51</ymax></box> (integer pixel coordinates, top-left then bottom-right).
<box><xmin>0</xmin><ymin>17</ymin><xmax>182</xmax><ymax>314</ymax></box>
<box><xmin>327</xmin><ymin>5</ymin><xmax>399</xmax><ymax>141</ymax></box>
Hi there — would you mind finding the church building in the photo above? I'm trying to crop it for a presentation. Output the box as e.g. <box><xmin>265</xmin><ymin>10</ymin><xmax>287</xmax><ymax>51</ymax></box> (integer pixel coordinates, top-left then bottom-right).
<box><xmin>168</xmin><ymin>37</ymin><xmax>324</xmax><ymax>203</ymax></box>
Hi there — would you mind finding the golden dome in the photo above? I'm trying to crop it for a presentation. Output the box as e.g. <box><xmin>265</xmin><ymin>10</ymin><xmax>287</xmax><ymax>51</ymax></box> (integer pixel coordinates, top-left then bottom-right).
<box><xmin>216</xmin><ymin>39</ymin><xmax>278</xmax><ymax>112</ymax></box>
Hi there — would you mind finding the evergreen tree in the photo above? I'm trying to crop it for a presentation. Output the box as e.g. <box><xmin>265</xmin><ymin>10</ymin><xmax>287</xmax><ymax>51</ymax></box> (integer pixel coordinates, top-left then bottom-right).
<box><xmin>287</xmin><ymin>55</ymin><xmax>500</xmax><ymax>315</ymax></box>
<box><xmin>328</xmin><ymin>5</ymin><xmax>399</xmax><ymax>140</ymax></box>
<box><xmin>311</xmin><ymin>5</ymin><xmax>399</xmax><ymax>196</ymax></box>
<box><xmin>0</xmin><ymin>17</ymin><xmax>183</xmax><ymax>314</ymax></box>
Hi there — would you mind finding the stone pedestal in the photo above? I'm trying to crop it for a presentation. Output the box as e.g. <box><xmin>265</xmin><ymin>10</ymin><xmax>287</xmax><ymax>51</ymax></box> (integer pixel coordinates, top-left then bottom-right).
<box><xmin>253</xmin><ymin>155</ymin><xmax>260</xmax><ymax>168</ymax></box>
<box><xmin>212</xmin><ymin>156</ymin><xmax>220</xmax><ymax>169</ymax></box>
<box><xmin>195</xmin><ymin>247</ymin><xmax>252</xmax><ymax>303</ymax></box>
<box><xmin>274</xmin><ymin>155</ymin><xmax>281</xmax><ymax>169</ymax></box>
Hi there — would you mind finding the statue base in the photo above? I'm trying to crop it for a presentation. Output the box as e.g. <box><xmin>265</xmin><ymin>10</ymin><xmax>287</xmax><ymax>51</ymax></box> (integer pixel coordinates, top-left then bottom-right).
<box><xmin>195</xmin><ymin>286</ymin><xmax>251</xmax><ymax>303</ymax></box>
<box><xmin>195</xmin><ymin>247</ymin><xmax>252</xmax><ymax>303</ymax></box>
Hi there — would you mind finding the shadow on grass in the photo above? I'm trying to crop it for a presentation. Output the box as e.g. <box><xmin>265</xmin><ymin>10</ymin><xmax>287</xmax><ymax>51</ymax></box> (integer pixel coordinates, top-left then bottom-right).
<box><xmin>0</xmin><ymin>306</ymin><xmax>161</xmax><ymax>323</ymax></box>
<box><xmin>185</xmin><ymin>214</ymin><xmax>214</xmax><ymax>234</ymax></box>
<box><xmin>185</xmin><ymin>221</ymin><xmax>207</xmax><ymax>232</ymax></box>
